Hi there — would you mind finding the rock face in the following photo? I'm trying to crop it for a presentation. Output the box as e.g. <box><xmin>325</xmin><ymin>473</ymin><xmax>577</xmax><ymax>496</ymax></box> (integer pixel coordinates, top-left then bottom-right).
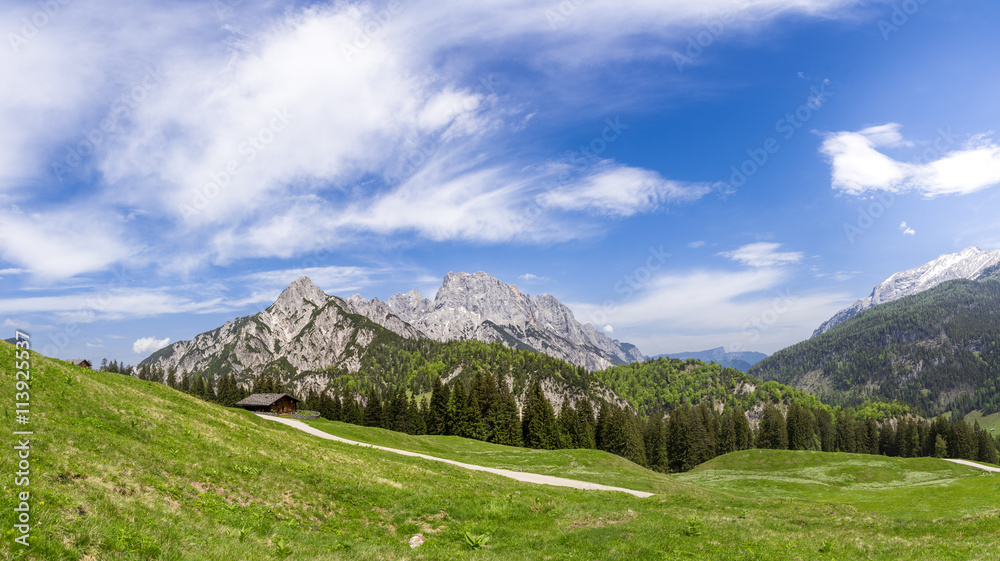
<box><xmin>142</xmin><ymin>273</ymin><xmax>644</xmax><ymax>402</ymax></box>
<box><xmin>813</xmin><ymin>247</ymin><xmax>1000</xmax><ymax>336</ymax></box>
<box><xmin>376</xmin><ymin>271</ymin><xmax>646</xmax><ymax>371</ymax></box>
<box><xmin>143</xmin><ymin>277</ymin><xmax>424</xmax><ymax>396</ymax></box>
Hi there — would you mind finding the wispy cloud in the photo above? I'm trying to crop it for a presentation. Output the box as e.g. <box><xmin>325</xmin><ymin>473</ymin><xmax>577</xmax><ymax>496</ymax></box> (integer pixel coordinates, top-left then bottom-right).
<box><xmin>570</xmin><ymin>268</ymin><xmax>848</xmax><ymax>354</ymax></box>
<box><xmin>718</xmin><ymin>242</ymin><xmax>804</xmax><ymax>268</ymax></box>
<box><xmin>899</xmin><ymin>221</ymin><xmax>916</xmax><ymax>235</ymax></box>
<box><xmin>133</xmin><ymin>336</ymin><xmax>170</xmax><ymax>354</ymax></box>
<box><xmin>519</xmin><ymin>273</ymin><xmax>549</xmax><ymax>282</ymax></box>
<box><xmin>821</xmin><ymin>123</ymin><xmax>1000</xmax><ymax>196</ymax></box>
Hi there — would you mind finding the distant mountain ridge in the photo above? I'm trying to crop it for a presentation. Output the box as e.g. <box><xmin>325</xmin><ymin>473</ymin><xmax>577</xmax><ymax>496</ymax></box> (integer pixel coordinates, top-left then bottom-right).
<box><xmin>751</xmin><ymin>271</ymin><xmax>1000</xmax><ymax>416</ymax></box>
<box><xmin>814</xmin><ymin>246</ymin><xmax>1000</xmax><ymax>336</ymax></box>
<box><xmin>655</xmin><ymin>347</ymin><xmax>768</xmax><ymax>372</ymax></box>
<box><xmin>372</xmin><ymin>271</ymin><xmax>646</xmax><ymax>371</ymax></box>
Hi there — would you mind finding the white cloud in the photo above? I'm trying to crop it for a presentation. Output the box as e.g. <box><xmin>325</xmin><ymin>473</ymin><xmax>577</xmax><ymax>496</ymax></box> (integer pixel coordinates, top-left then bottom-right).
<box><xmin>570</xmin><ymin>268</ymin><xmax>849</xmax><ymax>355</ymax></box>
<box><xmin>0</xmin><ymin>0</ymin><xmax>886</xmax><ymax>277</ymax></box>
<box><xmin>241</xmin><ymin>266</ymin><xmax>380</xmax><ymax>302</ymax></box>
<box><xmin>718</xmin><ymin>242</ymin><xmax>804</xmax><ymax>267</ymax></box>
<box><xmin>0</xmin><ymin>289</ymin><xmax>228</xmax><ymax>322</ymax></box>
<box><xmin>899</xmin><ymin>221</ymin><xmax>916</xmax><ymax>235</ymax></box>
<box><xmin>821</xmin><ymin>123</ymin><xmax>1000</xmax><ymax>196</ymax></box>
<box><xmin>0</xmin><ymin>208</ymin><xmax>135</xmax><ymax>279</ymax></box>
<box><xmin>519</xmin><ymin>273</ymin><xmax>549</xmax><ymax>282</ymax></box>
<box><xmin>603</xmin><ymin>324</ymin><xmax>614</xmax><ymax>334</ymax></box>
<box><xmin>133</xmin><ymin>336</ymin><xmax>170</xmax><ymax>354</ymax></box>
<box><xmin>540</xmin><ymin>163</ymin><xmax>711</xmax><ymax>217</ymax></box>
<box><xmin>687</xmin><ymin>241</ymin><xmax>706</xmax><ymax>249</ymax></box>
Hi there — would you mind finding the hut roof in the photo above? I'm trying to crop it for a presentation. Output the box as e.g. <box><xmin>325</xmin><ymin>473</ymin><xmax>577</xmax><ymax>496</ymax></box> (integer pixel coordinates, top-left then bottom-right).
<box><xmin>235</xmin><ymin>393</ymin><xmax>301</xmax><ymax>407</ymax></box>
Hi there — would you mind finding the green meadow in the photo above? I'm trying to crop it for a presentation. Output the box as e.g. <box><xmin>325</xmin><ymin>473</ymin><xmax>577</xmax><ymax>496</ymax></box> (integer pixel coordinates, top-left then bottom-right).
<box><xmin>2</xmin><ymin>341</ymin><xmax>999</xmax><ymax>560</ymax></box>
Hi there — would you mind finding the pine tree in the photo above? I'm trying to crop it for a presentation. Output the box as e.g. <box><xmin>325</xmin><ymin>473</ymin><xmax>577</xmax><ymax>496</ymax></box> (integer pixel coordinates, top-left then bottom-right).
<box><xmin>409</xmin><ymin>396</ymin><xmax>426</xmax><ymax>435</ymax></box>
<box><xmin>644</xmin><ymin>415</ymin><xmax>668</xmax><ymax>472</ymax></box>
<box><xmin>816</xmin><ymin>408</ymin><xmax>836</xmax><ymax>452</ymax></box>
<box><xmin>667</xmin><ymin>404</ymin><xmax>694</xmax><ymax>472</ymax></box>
<box><xmin>575</xmin><ymin>397</ymin><xmax>597</xmax><ymax>449</ymax></box>
<box><xmin>428</xmin><ymin>377</ymin><xmax>451</xmax><ymax>435</ymax></box>
<box><xmin>165</xmin><ymin>366</ymin><xmax>177</xmax><ymax>389</ymax></box>
<box><xmin>450</xmin><ymin>380</ymin><xmax>471</xmax><ymax>437</ymax></box>
<box><xmin>717</xmin><ymin>408</ymin><xmax>737</xmax><ymax>455</ymax></box>
<box><xmin>494</xmin><ymin>379</ymin><xmax>522</xmax><ymax>447</ymax></box>
<box><xmin>733</xmin><ymin>404</ymin><xmax>752</xmax><ymax>451</ymax></box>
<box><xmin>558</xmin><ymin>398</ymin><xmax>579</xmax><ymax>449</ymax></box>
<box><xmin>757</xmin><ymin>402</ymin><xmax>788</xmax><ymax>450</ymax></box>
<box><xmin>363</xmin><ymin>387</ymin><xmax>383</xmax><ymax>427</ymax></box>
<box><xmin>521</xmin><ymin>381</ymin><xmax>560</xmax><ymax>450</ymax></box>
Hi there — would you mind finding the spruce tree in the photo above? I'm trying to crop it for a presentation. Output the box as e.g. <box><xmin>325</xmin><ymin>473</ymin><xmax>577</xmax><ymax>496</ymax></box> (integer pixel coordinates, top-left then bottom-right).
<box><xmin>449</xmin><ymin>380</ymin><xmax>470</xmax><ymax>437</ymax></box>
<box><xmin>575</xmin><ymin>397</ymin><xmax>597</xmax><ymax>449</ymax></box>
<box><xmin>494</xmin><ymin>379</ymin><xmax>522</xmax><ymax>446</ymax></box>
<box><xmin>558</xmin><ymin>398</ymin><xmax>579</xmax><ymax>449</ymax></box>
<box><xmin>644</xmin><ymin>415</ymin><xmax>668</xmax><ymax>472</ymax></box>
<box><xmin>428</xmin><ymin>377</ymin><xmax>451</xmax><ymax>435</ymax></box>
<box><xmin>521</xmin><ymin>381</ymin><xmax>560</xmax><ymax>450</ymax></box>
<box><xmin>363</xmin><ymin>387</ymin><xmax>383</xmax><ymax>427</ymax></box>
<box><xmin>757</xmin><ymin>402</ymin><xmax>788</xmax><ymax>450</ymax></box>
<box><xmin>667</xmin><ymin>405</ymin><xmax>693</xmax><ymax>472</ymax></box>
<box><xmin>717</xmin><ymin>408</ymin><xmax>737</xmax><ymax>455</ymax></box>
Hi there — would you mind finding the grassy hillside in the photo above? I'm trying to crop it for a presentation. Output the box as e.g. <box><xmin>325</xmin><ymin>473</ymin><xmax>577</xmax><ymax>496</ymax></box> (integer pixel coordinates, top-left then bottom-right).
<box><xmin>678</xmin><ymin>449</ymin><xmax>1000</xmax><ymax>519</ymax></box>
<box><xmin>749</xmin><ymin>277</ymin><xmax>1000</xmax><ymax>415</ymax></box>
<box><xmin>303</xmin><ymin>418</ymin><xmax>680</xmax><ymax>494</ymax></box>
<box><xmin>3</xmin><ymin>341</ymin><xmax>1000</xmax><ymax>560</ymax></box>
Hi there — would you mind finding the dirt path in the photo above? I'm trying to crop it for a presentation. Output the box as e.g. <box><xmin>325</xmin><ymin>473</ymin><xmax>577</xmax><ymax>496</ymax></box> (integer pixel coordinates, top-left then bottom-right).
<box><xmin>258</xmin><ymin>415</ymin><xmax>654</xmax><ymax>498</ymax></box>
<box><xmin>943</xmin><ymin>458</ymin><xmax>1000</xmax><ymax>473</ymax></box>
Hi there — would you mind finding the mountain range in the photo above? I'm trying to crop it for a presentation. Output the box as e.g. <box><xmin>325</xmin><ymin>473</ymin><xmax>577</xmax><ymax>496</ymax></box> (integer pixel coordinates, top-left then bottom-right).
<box><xmin>655</xmin><ymin>347</ymin><xmax>768</xmax><ymax>372</ymax></box>
<box><xmin>142</xmin><ymin>273</ymin><xmax>647</xmax><ymax>407</ymax></box>
<box><xmin>813</xmin><ymin>246</ymin><xmax>1000</xmax><ymax>336</ymax></box>
<box><xmin>751</xmin><ymin>259</ymin><xmax>1000</xmax><ymax>415</ymax></box>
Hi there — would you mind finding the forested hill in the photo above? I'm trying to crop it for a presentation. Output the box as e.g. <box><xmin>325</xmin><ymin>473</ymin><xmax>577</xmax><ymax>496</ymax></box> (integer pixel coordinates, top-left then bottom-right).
<box><xmin>749</xmin><ymin>275</ymin><xmax>1000</xmax><ymax>416</ymax></box>
<box><xmin>590</xmin><ymin>357</ymin><xmax>902</xmax><ymax>418</ymax></box>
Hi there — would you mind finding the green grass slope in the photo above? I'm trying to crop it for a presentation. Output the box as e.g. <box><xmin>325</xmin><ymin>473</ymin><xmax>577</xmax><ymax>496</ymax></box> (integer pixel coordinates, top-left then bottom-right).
<box><xmin>678</xmin><ymin>449</ymin><xmax>1000</xmax><ymax>519</ymax></box>
<box><xmin>2</xmin><ymin>341</ymin><xmax>1000</xmax><ymax>560</ymax></box>
<box><xmin>303</xmin><ymin>418</ymin><xmax>681</xmax><ymax>495</ymax></box>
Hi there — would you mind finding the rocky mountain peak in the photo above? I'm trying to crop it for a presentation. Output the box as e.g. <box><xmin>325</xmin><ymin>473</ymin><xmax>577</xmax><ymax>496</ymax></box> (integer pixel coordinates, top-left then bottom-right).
<box><xmin>270</xmin><ymin>276</ymin><xmax>328</xmax><ymax>316</ymax></box>
<box><xmin>375</xmin><ymin>271</ymin><xmax>645</xmax><ymax>370</ymax></box>
<box><xmin>814</xmin><ymin>246</ymin><xmax>1000</xmax><ymax>336</ymax></box>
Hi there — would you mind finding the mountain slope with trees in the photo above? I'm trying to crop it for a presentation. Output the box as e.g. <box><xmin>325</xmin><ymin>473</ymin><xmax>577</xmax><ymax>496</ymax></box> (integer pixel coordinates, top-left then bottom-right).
<box><xmin>750</xmin><ymin>274</ymin><xmax>1000</xmax><ymax>416</ymax></box>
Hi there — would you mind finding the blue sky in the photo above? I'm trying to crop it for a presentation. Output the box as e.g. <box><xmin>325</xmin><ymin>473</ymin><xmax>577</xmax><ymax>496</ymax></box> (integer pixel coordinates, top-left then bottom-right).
<box><xmin>2</xmin><ymin>0</ymin><xmax>1000</xmax><ymax>363</ymax></box>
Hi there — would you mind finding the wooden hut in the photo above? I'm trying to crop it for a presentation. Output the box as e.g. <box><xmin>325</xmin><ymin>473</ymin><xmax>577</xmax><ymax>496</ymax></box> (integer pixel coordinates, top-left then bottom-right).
<box><xmin>234</xmin><ymin>393</ymin><xmax>301</xmax><ymax>414</ymax></box>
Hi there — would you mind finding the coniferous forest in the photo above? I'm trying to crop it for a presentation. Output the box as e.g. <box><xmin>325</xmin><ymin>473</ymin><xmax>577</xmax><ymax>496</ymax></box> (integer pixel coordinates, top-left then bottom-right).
<box><xmin>102</xmin><ymin>353</ymin><xmax>1000</xmax><ymax>473</ymax></box>
<box><xmin>750</xmin><ymin>277</ymin><xmax>1000</xmax><ymax>416</ymax></box>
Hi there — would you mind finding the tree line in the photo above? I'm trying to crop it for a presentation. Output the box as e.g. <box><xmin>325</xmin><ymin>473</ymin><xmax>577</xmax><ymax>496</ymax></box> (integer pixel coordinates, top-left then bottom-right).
<box><xmin>104</xmin><ymin>356</ymin><xmax>999</xmax><ymax>472</ymax></box>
